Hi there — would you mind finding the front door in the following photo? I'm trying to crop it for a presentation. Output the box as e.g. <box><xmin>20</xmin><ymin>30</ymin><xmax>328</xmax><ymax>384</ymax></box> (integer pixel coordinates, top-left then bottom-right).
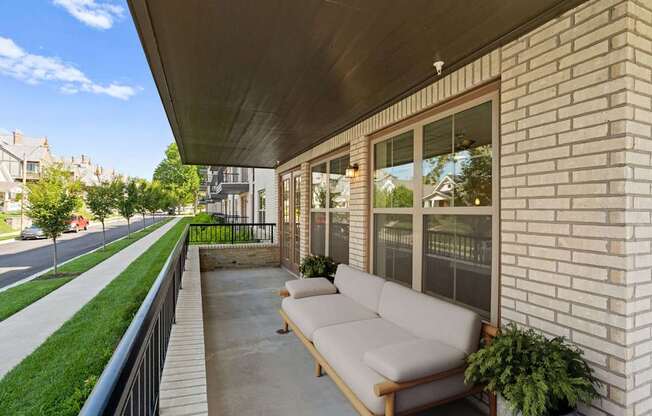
<box><xmin>281</xmin><ymin>171</ymin><xmax>301</xmax><ymax>273</ymax></box>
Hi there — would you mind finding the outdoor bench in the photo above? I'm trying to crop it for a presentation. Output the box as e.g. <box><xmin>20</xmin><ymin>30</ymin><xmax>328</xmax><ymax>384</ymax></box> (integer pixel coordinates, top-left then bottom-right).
<box><xmin>278</xmin><ymin>264</ymin><xmax>496</xmax><ymax>416</ymax></box>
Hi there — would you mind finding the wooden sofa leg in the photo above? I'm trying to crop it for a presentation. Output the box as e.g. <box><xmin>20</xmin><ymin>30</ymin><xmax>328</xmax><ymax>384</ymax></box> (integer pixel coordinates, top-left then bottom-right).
<box><xmin>315</xmin><ymin>361</ymin><xmax>323</xmax><ymax>377</ymax></box>
<box><xmin>385</xmin><ymin>393</ymin><xmax>395</xmax><ymax>416</ymax></box>
<box><xmin>276</xmin><ymin>321</ymin><xmax>289</xmax><ymax>334</ymax></box>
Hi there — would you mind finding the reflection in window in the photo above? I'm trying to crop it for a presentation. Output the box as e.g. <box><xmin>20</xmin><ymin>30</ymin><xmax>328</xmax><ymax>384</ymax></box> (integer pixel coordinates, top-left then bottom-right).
<box><xmin>311</xmin><ymin>163</ymin><xmax>327</xmax><ymax>209</ymax></box>
<box><xmin>374</xmin><ymin>214</ymin><xmax>412</xmax><ymax>286</ymax></box>
<box><xmin>294</xmin><ymin>176</ymin><xmax>301</xmax><ymax>264</ymax></box>
<box><xmin>329</xmin><ymin>155</ymin><xmax>350</xmax><ymax>208</ymax></box>
<box><xmin>422</xmin><ymin>101</ymin><xmax>492</xmax><ymax>208</ymax></box>
<box><xmin>423</xmin><ymin>215</ymin><xmax>492</xmax><ymax>315</ymax></box>
<box><xmin>374</xmin><ymin>132</ymin><xmax>414</xmax><ymax>208</ymax></box>
<box><xmin>311</xmin><ymin>212</ymin><xmax>326</xmax><ymax>256</ymax></box>
<box><xmin>329</xmin><ymin>213</ymin><xmax>349</xmax><ymax>264</ymax></box>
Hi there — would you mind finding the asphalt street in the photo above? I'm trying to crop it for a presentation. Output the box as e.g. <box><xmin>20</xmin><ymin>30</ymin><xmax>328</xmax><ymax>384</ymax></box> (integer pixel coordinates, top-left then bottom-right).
<box><xmin>0</xmin><ymin>216</ymin><xmax>167</xmax><ymax>289</ymax></box>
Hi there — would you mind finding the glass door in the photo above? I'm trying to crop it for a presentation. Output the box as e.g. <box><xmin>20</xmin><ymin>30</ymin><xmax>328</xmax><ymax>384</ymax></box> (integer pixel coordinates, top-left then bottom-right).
<box><xmin>281</xmin><ymin>170</ymin><xmax>301</xmax><ymax>273</ymax></box>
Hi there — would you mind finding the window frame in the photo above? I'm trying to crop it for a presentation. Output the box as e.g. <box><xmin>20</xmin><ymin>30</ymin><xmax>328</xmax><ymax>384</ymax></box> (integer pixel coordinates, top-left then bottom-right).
<box><xmin>309</xmin><ymin>150</ymin><xmax>351</xmax><ymax>262</ymax></box>
<box><xmin>369</xmin><ymin>89</ymin><xmax>500</xmax><ymax>324</ymax></box>
<box><xmin>257</xmin><ymin>189</ymin><xmax>266</xmax><ymax>223</ymax></box>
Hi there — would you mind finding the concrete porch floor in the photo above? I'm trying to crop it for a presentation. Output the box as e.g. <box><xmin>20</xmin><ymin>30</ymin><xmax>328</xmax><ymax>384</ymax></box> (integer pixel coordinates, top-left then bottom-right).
<box><xmin>201</xmin><ymin>267</ymin><xmax>488</xmax><ymax>416</ymax></box>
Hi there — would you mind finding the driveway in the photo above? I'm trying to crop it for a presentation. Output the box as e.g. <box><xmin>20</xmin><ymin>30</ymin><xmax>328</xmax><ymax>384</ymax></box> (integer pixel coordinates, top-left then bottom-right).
<box><xmin>0</xmin><ymin>216</ymin><xmax>167</xmax><ymax>289</ymax></box>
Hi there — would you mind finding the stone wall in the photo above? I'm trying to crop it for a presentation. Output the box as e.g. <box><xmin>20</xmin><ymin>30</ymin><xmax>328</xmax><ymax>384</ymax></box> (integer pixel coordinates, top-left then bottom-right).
<box><xmin>199</xmin><ymin>244</ymin><xmax>280</xmax><ymax>270</ymax></box>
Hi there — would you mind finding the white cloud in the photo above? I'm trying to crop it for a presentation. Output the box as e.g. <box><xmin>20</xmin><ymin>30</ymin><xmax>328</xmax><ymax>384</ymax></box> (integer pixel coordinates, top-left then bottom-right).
<box><xmin>53</xmin><ymin>0</ymin><xmax>125</xmax><ymax>30</ymax></box>
<box><xmin>0</xmin><ymin>36</ymin><xmax>138</xmax><ymax>100</ymax></box>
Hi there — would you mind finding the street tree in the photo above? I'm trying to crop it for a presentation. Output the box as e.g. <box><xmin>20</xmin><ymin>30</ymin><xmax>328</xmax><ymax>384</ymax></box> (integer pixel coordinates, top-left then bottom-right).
<box><xmin>115</xmin><ymin>178</ymin><xmax>139</xmax><ymax>238</ymax></box>
<box><xmin>143</xmin><ymin>180</ymin><xmax>164</xmax><ymax>223</ymax></box>
<box><xmin>26</xmin><ymin>165</ymin><xmax>82</xmax><ymax>275</ymax></box>
<box><xmin>153</xmin><ymin>143</ymin><xmax>200</xmax><ymax>213</ymax></box>
<box><xmin>85</xmin><ymin>181</ymin><xmax>118</xmax><ymax>250</ymax></box>
<box><xmin>134</xmin><ymin>179</ymin><xmax>150</xmax><ymax>229</ymax></box>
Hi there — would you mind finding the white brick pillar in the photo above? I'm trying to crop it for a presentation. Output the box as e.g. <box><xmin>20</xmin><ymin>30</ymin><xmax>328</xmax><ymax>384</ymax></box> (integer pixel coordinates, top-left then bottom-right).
<box><xmin>299</xmin><ymin>162</ymin><xmax>311</xmax><ymax>262</ymax></box>
<box><xmin>349</xmin><ymin>135</ymin><xmax>370</xmax><ymax>271</ymax></box>
<box><xmin>498</xmin><ymin>1</ymin><xmax>652</xmax><ymax>414</ymax></box>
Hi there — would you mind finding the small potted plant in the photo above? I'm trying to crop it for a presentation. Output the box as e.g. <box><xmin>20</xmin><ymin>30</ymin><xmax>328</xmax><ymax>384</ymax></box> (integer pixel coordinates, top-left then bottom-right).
<box><xmin>299</xmin><ymin>255</ymin><xmax>337</xmax><ymax>281</ymax></box>
<box><xmin>464</xmin><ymin>324</ymin><xmax>600</xmax><ymax>416</ymax></box>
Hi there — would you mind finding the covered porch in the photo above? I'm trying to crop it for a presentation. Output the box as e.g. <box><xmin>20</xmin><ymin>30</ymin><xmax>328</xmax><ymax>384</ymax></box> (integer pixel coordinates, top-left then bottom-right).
<box><xmin>200</xmin><ymin>267</ymin><xmax>487</xmax><ymax>416</ymax></box>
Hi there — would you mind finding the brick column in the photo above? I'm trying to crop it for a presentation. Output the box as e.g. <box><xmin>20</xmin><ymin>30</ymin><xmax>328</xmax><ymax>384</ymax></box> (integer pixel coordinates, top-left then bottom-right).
<box><xmin>498</xmin><ymin>1</ymin><xmax>652</xmax><ymax>413</ymax></box>
<box><xmin>349</xmin><ymin>136</ymin><xmax>370</xmax><ymax>271</ymax></box>
<box><xmin>299</xmin><ymin>162</ymin><xmax>311</xmax><ymax>263</ymax></box>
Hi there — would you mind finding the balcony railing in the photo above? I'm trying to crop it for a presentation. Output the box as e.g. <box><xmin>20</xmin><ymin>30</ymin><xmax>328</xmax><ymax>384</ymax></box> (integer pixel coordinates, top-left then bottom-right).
<box><xmin>189</xmin><ymin>223</ymin><xmax>275</xmax><ymax>245</ymax></box>
<box><xmin>80</xmin><ymin>225</ymin><xmax>189</xmax><ymax>416</ymax></box>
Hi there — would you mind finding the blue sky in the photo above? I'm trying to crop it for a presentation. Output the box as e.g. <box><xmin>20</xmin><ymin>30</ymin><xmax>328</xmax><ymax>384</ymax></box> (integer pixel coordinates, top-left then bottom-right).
<box><xmin>0</xmin><ymin>0</ymin><xmax>173</xmax><ymax>179</ymax></box>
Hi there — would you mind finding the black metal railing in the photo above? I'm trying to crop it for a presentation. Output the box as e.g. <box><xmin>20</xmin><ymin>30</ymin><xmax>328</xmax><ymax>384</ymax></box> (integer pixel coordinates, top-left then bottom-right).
<box><xmin>189</xmin><ymin>223</ymin><xmax>275</xmax><ymax>244</ymax></box>
<box><xmin>80</xmin><ymin>225</ymin><xmax>189</xmax><ymax>416</ymax></box>
<box><xmin>212</xmin><ymin>213</ymin><xmax>250</xmax><ymax>224</ymax></box>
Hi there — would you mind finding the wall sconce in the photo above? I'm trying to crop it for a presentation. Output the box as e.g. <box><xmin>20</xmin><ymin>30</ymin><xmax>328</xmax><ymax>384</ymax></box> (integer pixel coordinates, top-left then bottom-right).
<box><xmin>345</xmin><ymin>164</ymin><xmax>359</xmax><ymax>178</ymax></box>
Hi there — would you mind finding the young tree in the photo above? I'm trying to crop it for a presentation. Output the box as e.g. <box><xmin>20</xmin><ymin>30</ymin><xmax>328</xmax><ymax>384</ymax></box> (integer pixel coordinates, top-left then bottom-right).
<box><xmin>153</xmin><ymin>143</ymin><xmax>200</xmax><ymax>213</ymax></box>
<box><xmin>143</xmin><ymin>180</ymin><xmax>164</xmax><ymax>223</ymax></box>
<box><xmin>134</xmin><ymin>179</ymin><xmax>150</xmax><ymax>230</ymax></box>
<box><xmin>115</xmin><ymin>178</ymin><xmax>139</xmax><ymax>238</ymax></box>
<box><xmin>85</xmin><ymin>181</ymin><xmax>117</xmax><ymax>250</ymax></box>
<box><xmin>26</xmin><ymin>165</ymin><xmax>82</xmax><ymax>275</ymax></box>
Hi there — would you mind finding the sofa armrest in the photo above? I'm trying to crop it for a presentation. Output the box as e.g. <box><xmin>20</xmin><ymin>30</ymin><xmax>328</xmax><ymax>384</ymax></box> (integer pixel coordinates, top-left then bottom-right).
<box><xmin>363</xmin><ymin>339</ymin><xmax>466</xmax><ymax>391</ymax></box>
<box><xmin>284</xmin><ymin>278</ymin><xmax>337</xmax><ymax>299</ymax></box>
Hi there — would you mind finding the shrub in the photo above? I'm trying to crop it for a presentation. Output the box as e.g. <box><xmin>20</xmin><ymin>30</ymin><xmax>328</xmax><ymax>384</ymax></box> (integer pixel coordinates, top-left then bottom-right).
<box><xmin>299</xmin><ymin>255</ymin><xmax>337</xmax><ymax>278</ymax></box>
<box><xmin>464</xmin><ymin>324</ymin><xmax>600</xmax><ymax>416</ymax></box>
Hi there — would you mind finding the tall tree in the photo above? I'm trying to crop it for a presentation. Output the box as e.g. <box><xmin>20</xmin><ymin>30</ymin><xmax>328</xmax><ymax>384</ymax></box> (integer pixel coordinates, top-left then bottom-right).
<box><xmin>85</xmin><ymin>181</ymin><xmax>117</xmax><ymax>250</ymax></box>
<box><xmin>115</xmin><ymin>178</ymin><xmax>139</xmax><ymax>238</ymax></box>
<box><xmin>153</xmin><ymin>143</ymin><xmax>200</xmax><ymax>214</ymax></box>
<box><xmin>26</xmin><ymin>165</ymin><xmax>82</xmax><ymax>275</ymax></box>
<box><xmin>143</xmin><ymin>180</ymin><xmax>164</xmax><ymax>223</ymax></box>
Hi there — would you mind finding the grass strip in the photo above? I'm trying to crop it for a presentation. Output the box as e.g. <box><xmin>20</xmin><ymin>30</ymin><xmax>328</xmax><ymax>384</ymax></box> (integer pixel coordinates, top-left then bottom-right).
<box><xmin>0</xmin><ymin>217</ymin><xmax>171</xmax><ymax>322</ymax></box>
<box><xmin>0</xmin><ymin>218</ymin><xmax>189</xmax><ymax>415</ymax></box>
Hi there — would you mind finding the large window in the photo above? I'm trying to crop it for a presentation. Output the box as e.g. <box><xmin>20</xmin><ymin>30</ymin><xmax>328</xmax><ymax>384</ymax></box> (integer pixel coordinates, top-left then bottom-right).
<box><xmin>371</xmin><ymin>93</ymin><xmax>498</xmax><ymax>320</ymax></box>
<box><xmin>310</xmin><ymin>153</ymin><xmax>350</xmax><ymax>264</ymax></box>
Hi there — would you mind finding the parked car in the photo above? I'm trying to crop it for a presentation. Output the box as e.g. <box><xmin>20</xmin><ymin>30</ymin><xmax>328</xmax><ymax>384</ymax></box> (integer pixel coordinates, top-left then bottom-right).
<box><xmin>21</xmin><ymin>226</ymin><xmax>46</xmax><ymax>240</ymax></box>
<box><xmin>66</xmin><ymin>214</ymin><xmax>89</xmax><ymax>233</ymax></box>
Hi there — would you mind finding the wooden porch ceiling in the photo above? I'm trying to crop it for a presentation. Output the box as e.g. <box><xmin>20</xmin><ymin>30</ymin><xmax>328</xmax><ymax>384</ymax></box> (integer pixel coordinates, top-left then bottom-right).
<box><xmin>128</xmin><ymin>0</ymin><xmax>586</xmax><ymax>168</ymax></box>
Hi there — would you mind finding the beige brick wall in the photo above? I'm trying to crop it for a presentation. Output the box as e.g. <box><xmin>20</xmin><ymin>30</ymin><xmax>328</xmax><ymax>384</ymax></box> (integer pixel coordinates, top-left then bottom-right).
<box><xmin>500</xmin><ymin>1</ymin><xmax>652</xmax><ymax>414</ymax></box>
<box><xmin>198</xmin><ymin>244</ymin><xmax>280</xmax><ymax>270</ymax></box>
<box><xmin>275</xmin><ymin>1</ymin><xmax>652</xmax><ymax>413</ymax></box>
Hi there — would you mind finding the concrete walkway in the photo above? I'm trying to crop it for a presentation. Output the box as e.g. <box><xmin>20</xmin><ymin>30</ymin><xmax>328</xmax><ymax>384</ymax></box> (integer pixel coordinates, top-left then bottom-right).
<box><xmin>160</xmin><ymin>246</ymin><xmax>209</xmax><ymax>416</ymax></box>
<box><xmin>0</xmin><ymin>217</ymin><xmax>181</xmax><ymax>379</ymax></box>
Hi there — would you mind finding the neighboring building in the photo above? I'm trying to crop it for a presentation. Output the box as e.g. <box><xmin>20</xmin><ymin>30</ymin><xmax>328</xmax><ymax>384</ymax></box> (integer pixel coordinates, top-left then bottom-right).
<box><xmin>58</xmin><ymin>154</ymin><xmax>119</xmax><ymax>186</ymax></box>
<box><xmin>201</xmin><ymin>166</ymin><xmax>277</xmax><ymax>225</ymax></box>
<box><xmin>133</xmin><ymin>0</ymin><xmax>652</xmax><ymax>414</ymax></box>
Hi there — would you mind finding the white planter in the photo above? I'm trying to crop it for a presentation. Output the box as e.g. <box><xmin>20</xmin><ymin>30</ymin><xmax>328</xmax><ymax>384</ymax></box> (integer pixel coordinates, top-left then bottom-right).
<box><xmin>496</xmin><ymin>395</ymin><xmax>577</xmax><ymax>416</ymax></box>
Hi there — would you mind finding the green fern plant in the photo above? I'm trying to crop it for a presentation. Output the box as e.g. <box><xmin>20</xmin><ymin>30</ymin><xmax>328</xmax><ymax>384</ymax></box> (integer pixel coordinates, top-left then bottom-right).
<box><xmin>464</xmin><ymin>324</ymin><xmax>600</xmax><ymax>416</ymax></box>
<box><xmin>299</xmin><ymin>255</ymin><xmax>337</xmax><ymax>279</ymax></box>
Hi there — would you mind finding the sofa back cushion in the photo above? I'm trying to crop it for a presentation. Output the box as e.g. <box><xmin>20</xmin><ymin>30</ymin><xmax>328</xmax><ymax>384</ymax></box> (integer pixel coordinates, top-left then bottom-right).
<box><xmin>334</xmin><ymin>264</ymin><xmax>385</xmax><ymax>313</ymax></box>
<box><xmin>378</xmin><ymin>282</ymin><xmax>481</xmax><ymax>355</ymax></box>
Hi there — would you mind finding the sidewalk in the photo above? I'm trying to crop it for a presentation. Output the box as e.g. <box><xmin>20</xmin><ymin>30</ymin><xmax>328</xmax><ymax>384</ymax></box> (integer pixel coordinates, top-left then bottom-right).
<box><xmin>0</xmin><ymin>217</ymin><xmax>181</xmax><ymax>379</ymax></box>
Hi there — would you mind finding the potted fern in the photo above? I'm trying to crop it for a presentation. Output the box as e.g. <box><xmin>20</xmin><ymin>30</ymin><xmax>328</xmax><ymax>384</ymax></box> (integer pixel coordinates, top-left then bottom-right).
<box><xmin>299</xmin><ymin>255</ymin><xmax>337</xmax><ymax>281</ymax></box>
<box><xmin>464</xmin><ymin>324</ymin><xmax>600</xmax><ymax>416</ymax></box>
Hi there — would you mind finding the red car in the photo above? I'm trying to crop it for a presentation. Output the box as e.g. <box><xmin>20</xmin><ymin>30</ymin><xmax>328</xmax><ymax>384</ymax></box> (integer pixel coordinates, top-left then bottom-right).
<box><xmin>66</xmin><ymin>214</ymin><xmax>89</xmax><ymax>233</ymax></box>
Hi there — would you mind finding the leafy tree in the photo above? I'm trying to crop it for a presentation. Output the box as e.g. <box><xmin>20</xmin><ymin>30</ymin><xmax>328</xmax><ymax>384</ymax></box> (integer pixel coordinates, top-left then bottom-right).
<box><xmin>143</xmin><ymin>180</ymin><xmax>164</xmax><ymax>224</ymax></box>
<box><xmin>455</xmin><ymin>145</ymin><xmax>492</xmax><ymax>206</ymax></box>
<box><xmin>153</xmin><ymin>143</ymin><xmax>200</xmax><ymax>214</ymax></box>
<box><xmin>85</xmin><ymin>181</ymin><xmax>118</xmax><ymax>250</ymax></box>
<box><xmin>26</xmin><ymin>165</ymin><xmax>82</xmax><ymax>275</ymax></box>
<box><xmin>134</xmin><ymin>179</ymin><xmax>150</xmax><ymax>229</ymax></box>
<box><xmin>115</xmin><ymin>179</ymin><xmax>139</xmax><ymax>238</ymax></box>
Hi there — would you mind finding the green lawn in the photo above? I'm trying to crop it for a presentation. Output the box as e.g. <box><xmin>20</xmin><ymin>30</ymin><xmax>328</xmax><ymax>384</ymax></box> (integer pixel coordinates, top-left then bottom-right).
<box><xmin>0</xmin><ymin>218</ymin><xmax>189</xmax><ymax>415</ymax></box>
<box><xmin>0</xmin><ymin>217</ymin><xmax>171</xmax><ymax>322</ymax></box>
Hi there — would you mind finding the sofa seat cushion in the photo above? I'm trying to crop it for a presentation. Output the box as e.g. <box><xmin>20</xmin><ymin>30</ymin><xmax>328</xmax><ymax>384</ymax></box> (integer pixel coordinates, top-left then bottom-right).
<box><xmin>282</xmin><ymin>294</ymin><xmax>377</xmax><ymax>340</ymax></box>
<box><xmin>285</xmin><ymin>278</ymin><xmax>337</xmax><ymax>299</ymax></box>
<box><xmin>314</xmin><ymin>319</ymin><xmax>470</xmax><ymax>415</ymax></box>
<box><xmin>363</xmin><ymin>339</ymin><xmax>466</xmax><ymax>383</ymax></box>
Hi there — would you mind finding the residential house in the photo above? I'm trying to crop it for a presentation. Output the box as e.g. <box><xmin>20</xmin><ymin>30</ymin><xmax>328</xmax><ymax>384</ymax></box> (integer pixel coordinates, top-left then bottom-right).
<box><xmin>130</xmin><ymin>0</ymin><xmax>652</xmax><ymax>414</ymax></box>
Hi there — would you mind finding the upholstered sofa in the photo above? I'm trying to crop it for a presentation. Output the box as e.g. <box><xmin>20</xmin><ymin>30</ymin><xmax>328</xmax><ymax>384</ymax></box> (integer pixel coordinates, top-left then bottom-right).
<box><xmin>279</xmin><ymin>264</ymin><xmax>495</xmax><ymax>416</ymax></box>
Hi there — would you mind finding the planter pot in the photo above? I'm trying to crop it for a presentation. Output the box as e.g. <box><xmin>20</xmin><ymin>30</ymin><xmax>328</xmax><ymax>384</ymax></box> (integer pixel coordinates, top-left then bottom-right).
<box><xmin>497</xmin><ymin>395</ymin><xmax>578</xmax><ymax>416</ymax></box>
